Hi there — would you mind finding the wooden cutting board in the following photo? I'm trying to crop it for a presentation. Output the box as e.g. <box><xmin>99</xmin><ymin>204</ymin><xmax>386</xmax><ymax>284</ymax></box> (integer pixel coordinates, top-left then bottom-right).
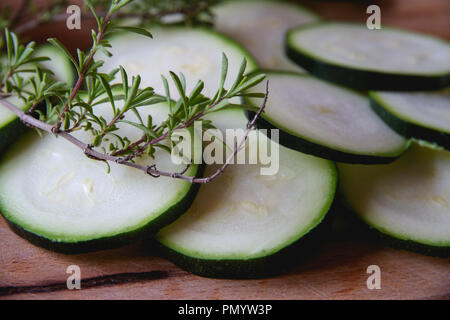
<box><xmin>1</xmin><ymin>215</ymin><xmax>449</xmax><ymax>300</ymax></box>
<box><xmin>0</xmin><ymin>0</ymin><xmax>449</xmax><ymax>300</ymax></box>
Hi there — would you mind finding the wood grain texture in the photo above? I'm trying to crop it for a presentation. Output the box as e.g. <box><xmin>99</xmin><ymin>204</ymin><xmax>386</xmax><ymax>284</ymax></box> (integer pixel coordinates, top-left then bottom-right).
<box><xmin>0</xmin><ymin>0</ymin><xmax>449</xmax><ymax>300</ymax></box>
<box><xmin>1</xmin><ymin>215</ymin><xmax>449</xmax><ymax>300</ymax></box>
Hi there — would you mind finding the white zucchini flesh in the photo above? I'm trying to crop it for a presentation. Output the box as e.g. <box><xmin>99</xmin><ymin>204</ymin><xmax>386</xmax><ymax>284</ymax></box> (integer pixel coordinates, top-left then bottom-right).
<box><xmin>98</xmin><ymin>27</ymin><xmax>258</xmax><ymax>100</ymax></box>
<box><xmin>371</xmin><ymin>90</ymin><xmax>450</xmax><ymax>134</ymax></box>
<box><xmin>288</xmin><ymin>23</ymin><xmax>450</xmax><ymax>75</ymax></box>
<box><xmin>212</xmin><ymin>0</ymin><xmax>318</xmax><ymax>71</ymax></box>
<box><xmin>157</xmin><ymin>110</ymin><xmax>337</xmax><ymax>260</ymax></box>
<box><xmin>339</xmin><ymin>144</ymin><xmax>450</xmax><ymax>247</ymax></box>
<box><xmin>34</xmin><ymin>45</ymin><xmax>74</xmax><ymax>86</ymax></box>
<box><xmin>0</xmin><ymin>100</ymin><xmax>198</xmax><ymax>243</ymax></box>
<box><xmin>249</xmin><ymin>72</ymin><xmax>408</xmax><ymax>157</ymax></box>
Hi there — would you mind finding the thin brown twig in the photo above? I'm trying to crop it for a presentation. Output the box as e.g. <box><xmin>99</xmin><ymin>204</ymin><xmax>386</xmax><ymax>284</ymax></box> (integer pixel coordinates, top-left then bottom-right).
<box><xmin>64</xmin><ymin>109</ymin><xmax>87</xmax><ymax>133</ymax></box>
<box><xmin>0</xmin><ymin>81</ymin><xmax>269</xmax><ymax>184</ymax></box>
<box><xmin>188</xmin><ymin>81</ymin><xmax>269</xmax><ymax>184</ymax></box>
<box><xmin>25</xmin><ymin>101</ymin><xmax>41</xmax><ymax>115</ymax></box>
<box><xmin>97</xmin><ymin>104</ymin><xmax>131</xmax><ymax>138</ymax></box>
<box><xmin>125</xmin><ymin>96</ymin><xmax>229</xmax><ymax>161</ymax></box>
<box><xmin>112</xmin><ymin>123</ymin><xmax>164</xmax><ymax>157</ymax></box>
<box><xmin>53</xmin><ymin>8</ymin><xmax>114</xmax><ymax>132</ymax></box>
<box><xmin>111</xmin><ymin>134</ymin><xmax>146</xmax><ymax>156</ymax></box>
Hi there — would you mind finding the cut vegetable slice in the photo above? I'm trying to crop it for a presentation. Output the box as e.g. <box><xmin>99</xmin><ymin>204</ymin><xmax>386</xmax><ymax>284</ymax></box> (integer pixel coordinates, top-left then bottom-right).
<box><xmin>246</xmin><ymin>71</ymin><xmax>409</xmax><ymax>163</ymax></box>
<box><xmin>156</xmin><ymin>109</ymin><xmax>337</xmax><ymax>278</ymax></box>
<box><xmin>98</xmin><ymin>26</ymin><xmax>258</xmax><ymax>99</ymax></box>
<box><xmin>213</xmin><ymin>0</ymin><xmax>319</xmax><ymax>71</ymax></box>
<box><xmin>339</xmin><ymin>144</ymin><xmax>450</xmax><ymax>257</ymax></box>
<box><xmin>0</xmin><ymin>101</ymin><xmax>200</xmax><ymax>253</ymax></box>
<box><xmin>0</xmin><ymin>45</ymin><xmax>74</xmax><ymax>148</ymax></box>
<box><xmin>370</xmin><ymin>89</ymin><xmax>450</xmax><ymax>149</ymax></box>
<box><xmin>286</xmin><ymin>22</ymin><xmax>450</xmax><ymax>90</ymax></box>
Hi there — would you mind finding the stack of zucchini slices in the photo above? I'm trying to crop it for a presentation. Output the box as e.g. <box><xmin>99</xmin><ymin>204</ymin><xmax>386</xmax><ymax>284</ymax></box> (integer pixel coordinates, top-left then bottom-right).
<box><xmin>0</xmin><ymin>0</ymin><xmax>448</xmax><ymax>280</ymax></box>
<box><xmin>0</xmin><ymin>24</ymin><xmax>338</xmax><ymax>279</ymax></box>
<box><xmin>99</xmin><ymin>26</ymin><xmax>339</xmax><ymax>276</ymax></box>
<box><xmin>216</xmin><ymin>1</ymin><xmax>450</xmax><ymax>257</ymax></box>
<box><xmin>285</xmin><ymin>16</ymin><xmax>450</xmax><ymax>256</ymax></box>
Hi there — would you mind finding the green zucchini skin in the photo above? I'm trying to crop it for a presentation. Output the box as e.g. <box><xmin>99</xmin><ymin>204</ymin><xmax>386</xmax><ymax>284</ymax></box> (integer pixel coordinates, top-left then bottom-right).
<box><xmin>0</xmin><ymin>116</ymin><xmax>28</xmax><ymax>150</ymax></box>
<box><xmin>286</xmin><ymin>45</ymin><xmax>449</xmax><ymax>91</ymax></box>
<box><xmin>371</xmin><ymin>226</ymin><xmax>450</xmax><ymax>258</ymax></box>
<box><xmin>285</xmin><ymin>25</ymin><xmax>450</xmax><ymax>91</ymax></box>
<box><xmin>369</xmin><ymin>94</ymin><xmax>450</xmax><ymax>150</ymax></box>
<box><xmin>154</xmin><ymin>202</ymin><xmax>335</xmax><ymax>279</ymax></box>
<box><xmin>1</xmin><ymin>165</ymin><xmax>204</xmax><ymax>254</ymax></box>
<box><xmin>246</xmin><ymin>110</ymin><xmax>405</xmax><ymax>164</ymax></box>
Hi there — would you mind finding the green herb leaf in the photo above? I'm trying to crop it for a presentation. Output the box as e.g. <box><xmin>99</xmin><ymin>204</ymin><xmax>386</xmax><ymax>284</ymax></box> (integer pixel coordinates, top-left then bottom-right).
<box><xmin>115</xmin><ymin>26</ymin><xmax>152</xmax><ymax>38</ymax></box>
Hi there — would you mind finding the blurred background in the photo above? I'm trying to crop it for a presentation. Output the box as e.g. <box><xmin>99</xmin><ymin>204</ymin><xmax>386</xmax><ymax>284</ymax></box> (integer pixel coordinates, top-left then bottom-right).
<box><xmin>1</xmin><ymin>0</ymin><xmax>449</xmax><ymax>55</ymax></box>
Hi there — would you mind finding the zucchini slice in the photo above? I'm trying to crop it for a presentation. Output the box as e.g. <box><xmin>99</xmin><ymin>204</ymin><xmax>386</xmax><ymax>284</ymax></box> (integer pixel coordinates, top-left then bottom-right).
<box><xmin>246</xmin><ymin>71</ymin><xmax>409</xmax><ymax>164</ymax></box>
<box><xmin>0</xmin><ymin>101</ymin><xmax>200</xmax><ymax>253</ymax></box>
<box><xmin>0</xmin><ymin>45</ymin><xmax>74</xmax><ymax>149</ymax></box>
<box><xmin>156</xmin><ymin>109</ymin><xmax>337</xmax><ymax>278</ymax></box>
<box><xmin>370</xmin><ymin>89</ymin><xmax>450</xmax><ymax>149</ymax></box>
<box><xmin>212</xmin><ymin>0</ymin><xmax>319</xmax><ymax>71</ymax></box>
<box><xmin>286</xmin><ymin>22</ymin><xmax>450</xmax><ymax>90</ymax></box>
<box><xmin>98</xmin><ymin>26</ymin><xmax>258</xmax><ymax>99</ymax></box>
<box><xmin>339</xmin><ymin>144</ymin><xmax>450</xmax><ymax>257</ymax></box>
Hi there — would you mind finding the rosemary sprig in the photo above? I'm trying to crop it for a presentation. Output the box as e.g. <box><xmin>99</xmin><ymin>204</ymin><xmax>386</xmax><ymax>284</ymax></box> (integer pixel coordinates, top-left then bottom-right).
<box><xmin>0</xmin><ymin>0</ymin><xmax>267</xmax><ymax>183</ymax></box>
